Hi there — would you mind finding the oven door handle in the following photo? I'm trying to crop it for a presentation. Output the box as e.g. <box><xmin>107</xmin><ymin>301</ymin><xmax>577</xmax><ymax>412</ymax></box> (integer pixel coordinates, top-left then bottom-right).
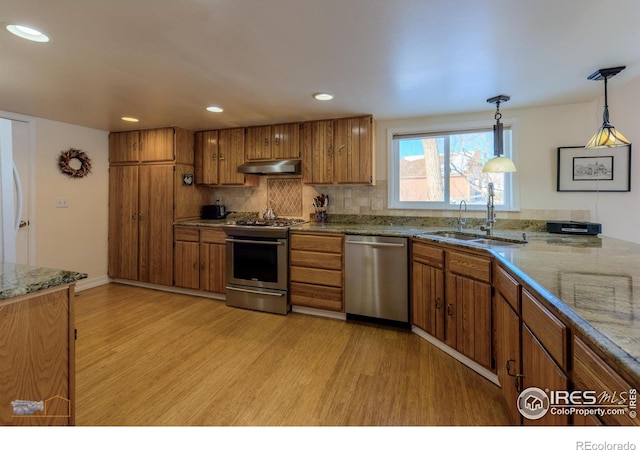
<box><xmin>226</xmin><ymin>286</ymin><xmax>286</xmax><ymax>297</ymax></box>
<box><xmin>225</xmin><ymin>238</ymin><xmax>285</xmax><ymax>246</ymax></box>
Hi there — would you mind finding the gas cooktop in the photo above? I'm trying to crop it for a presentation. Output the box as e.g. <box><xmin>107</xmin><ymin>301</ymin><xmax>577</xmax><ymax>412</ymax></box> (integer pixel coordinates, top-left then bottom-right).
<box><xmin>233</xmin><ymin>218</ymin><xmax>307</xmax><ymax>227</ymax></box>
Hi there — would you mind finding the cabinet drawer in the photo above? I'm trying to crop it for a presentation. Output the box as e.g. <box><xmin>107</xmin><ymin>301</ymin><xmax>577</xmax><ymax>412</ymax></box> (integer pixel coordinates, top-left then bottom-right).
<box><xmin>291</xmin><ymin>250</ymin><xmax>342</xmax><ymax>270</ymax></box>
<box><xmin>200</xmin><ymin>228</ymin><xmax>226</xmax><ymax>244</ymax></box>
<box><xmin>522</xmin><ymin>288</ymin><xmax>567</xmax><ymax>370</ymax></box>
<box><xmin>175</xmin><ymin>227</ymin><xmax>199</xmax><ymax>242</ymax></box>
<box><xmin>494</xmin><ymin>265</ymin><xmax>520</xmax><ymax>311</ymax></box>
<box><xmin>290</xmin><ymin>233</ymin><xmax>343</xmax><ymax>253</ymax></box>
<box><xmin>291</xmin><ymin>282</ymin><xmax>343</xmax><ymax>312</ymax></box>
<box><xmin>447</xmin><ymin>250</ymin><xmax>491</xmax><ymax>283</ymax></box>
<box><xmin>412</xmin><ymin>241</ymin><xmax>444</xmax><ymax>269</ymax></box>
<box><xmin>290</xmin><ymin>266</ymin><xmax>342</xmax><ymax>288</ymax></box>
<box><xmin>573</xmin><ymin>336</ymin><xmax>639</xmax><ymax>426</ymax></box>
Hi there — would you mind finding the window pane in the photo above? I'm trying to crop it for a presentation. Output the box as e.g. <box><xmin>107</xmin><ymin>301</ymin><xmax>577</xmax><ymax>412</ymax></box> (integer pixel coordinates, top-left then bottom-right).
<box><xmin>398</xmin><ymin>137</ymin><xmax>444</xmax><ymax>202</ymax></box>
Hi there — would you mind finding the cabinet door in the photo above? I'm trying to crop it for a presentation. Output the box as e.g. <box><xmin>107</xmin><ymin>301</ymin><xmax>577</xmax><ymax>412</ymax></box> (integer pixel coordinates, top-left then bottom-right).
<box><xmin>334</xmin><ymin>116</ymin><xmax>373</xmax><ymax>184</ymax></box>
<box><xmin>522</xmin><ymin>325</ymin><xmax>569</xmax><ymax>425</ymax></box>
<box><xmin>138</xmin><ymin>165</ymin><xmax>174</xmax><ymax>285</ymax></box>
<box><xmin>109</xmin><ymin>130</ymin><xmax>139</xmax><ymax>163</ymax></box>
<box><xmin>200</xmin><ymin>243</ymin><xmax>225</xmax><ymax>293</ymax></box>
<box><xmin>302</xmin><ymin>120</ymin><xmax>334</xmax><ymax>184</ymax></box>
<box><xmin>174</xmin><ymin>241</ymin><xmax>200</xmax><ymax>289</ymax></box>
<box><xmin>139</xmin><ymin>128</ymin><xmax>174</xmax><ymax>162</ymax></box>
<box><xmin>245</xmin><ymin>126</ymin><xmax>272</xmax><ymax>160</ymax></box>
<box><xmin>412</xmin><ymin>262</ymin><xmax>444</xmax><ymax>340</ymax></box>
<box><xmin>218</xmin><ymin>128</ymin><xmax>246</xmax><ymax>185</ymax></box>
<box><xmin>445</xmin><ymin>272</ymin><xmax>492</xmax><ymax>368</ymax></box>
<box><xmin>494</xmin><ymin>292</ymin><xmax>522</xmax><ymax>424</ymax></box>
<box><xmin>108</xmin><ymin>165</ymin><xmax>139</xmax><ymax>280</ymax></box>
<box><xmin>272</xmin><ymin>123</ymin><xmax>301</xmax><ymax>159</ymax></box>
<box><xmin>0</xmin><ymin>288</ymin><xmax>72</xmax><ymax>425</ymax></box>
<box><xmin>195</xmin><ymin>131</ymin><xmax>219</xmax><ymax>185</ymax></box>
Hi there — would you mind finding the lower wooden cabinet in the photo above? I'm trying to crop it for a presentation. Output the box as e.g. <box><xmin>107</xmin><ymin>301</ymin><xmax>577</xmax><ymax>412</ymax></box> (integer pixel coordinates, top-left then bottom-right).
<box><xmin>0</xmin><ymin>285</ymin><xmax>76</xmax><ymax>425</ymax></box>
<box><xmin>290</xmin><ymin>232</ymin><xmax>344</xmax><ymax>311</ymax></box>
<box><xmin>412</xmin><ymin>261</ymin><xmax>444</xmax><ymax>340</ymax></box>
<box><xmin>174</xmin><ymin>227</ymin><xmax>225</xmax><ymax>294</ymax></box>
<box><xmin>494</xmin><ymin>291</ymin><xmax>522</xmax><ymax>424</ymax></box>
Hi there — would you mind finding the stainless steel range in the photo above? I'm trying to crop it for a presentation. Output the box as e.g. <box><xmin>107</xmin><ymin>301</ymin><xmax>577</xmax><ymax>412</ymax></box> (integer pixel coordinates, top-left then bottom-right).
<box><xmin>223</xmin><ymin>218</ymin><xmax>306</xmax><ymax>315</ymax></box>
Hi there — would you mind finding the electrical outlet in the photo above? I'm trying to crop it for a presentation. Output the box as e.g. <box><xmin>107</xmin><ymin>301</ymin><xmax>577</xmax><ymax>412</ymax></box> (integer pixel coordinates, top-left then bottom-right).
<box><xmin>371</xmin><ymin>199</ymin><xmax>383</xmax><ymax>210</ymax></box>
<box><xmin>344</xmin><ymin>198</ymin><xmax>352</xmax><ymax>209</ymax></box>
<box><xmin>56</xmin><ymin>198</ymin><xmax>68</xmax><ymax>208</ymax></box>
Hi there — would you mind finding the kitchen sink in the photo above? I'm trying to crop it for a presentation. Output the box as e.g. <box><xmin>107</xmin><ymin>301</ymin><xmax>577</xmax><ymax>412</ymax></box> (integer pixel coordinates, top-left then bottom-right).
<box><xmin>423</xmin><ymin>230</ymin><xmax>527</xmax><ymax>246</ymax></box>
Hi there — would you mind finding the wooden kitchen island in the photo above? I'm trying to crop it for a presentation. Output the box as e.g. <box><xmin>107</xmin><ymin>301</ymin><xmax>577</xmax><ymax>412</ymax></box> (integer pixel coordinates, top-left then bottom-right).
<box><xmin>0</xmin><ymin>263</ymin><xmax>86</xmax><ymax>425</ymax></box>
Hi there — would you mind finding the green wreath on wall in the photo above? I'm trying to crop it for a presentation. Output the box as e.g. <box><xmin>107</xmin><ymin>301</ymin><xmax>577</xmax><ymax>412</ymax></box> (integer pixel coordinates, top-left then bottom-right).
<box><xmin>58</xmin><ymin>148</ymin><xmax>92</xmax><ymax>179</ymax></box>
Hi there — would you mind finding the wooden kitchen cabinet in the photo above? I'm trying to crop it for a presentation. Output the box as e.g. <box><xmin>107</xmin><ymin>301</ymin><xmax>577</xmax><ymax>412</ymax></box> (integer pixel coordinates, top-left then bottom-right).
<box><xmin>110</xmin><ymin>164</ymin><xmax>174</xmax><ymax>285</ymax></box>
<box><xmin>109</xmin><ymin>127</ymin><xmax>203</xmax><ymax>286</ymax></box>
<box><xmin>301</xmin><ymin>115</ymin><xmax>375</xmax><ymax>185</ymax></box>
<box><xmin>195</xmin><ymin>128</ymin><xmax>257</xmax><ymax>186</ymax></box>
<box><xmin>573</xmin><ymin>335</ymin><xmax>640</xmax><ymax>426</ymax></box>
<box><xmin>302</xmin><ymin>120</ymin><xmax>334</xmax><ymax>184</ymax></box>
<box><xmin>445</xmin><ymin>249</ymin><xmax>492</xmax><ymax>369</ymax></box>
<box><xmin>411</xmin><ymin>241</ymin><xmax>445</xmax><ymax>339</ymax></box>
<box><xmin>245</xmin><ymin>122</ymin><xmax>301</xmax><ymax>160</ymax></box>
<box><xmin>290</xmin><ymin>232</ymin><xmax>344</xmax><ymax>312</ymax></box>
<box><xmin>411</xmin><ymin>241</ymin><xmax>492</xmax><ymax>369</ymax></box>
<box><xmin>494</xmin><ymin>291</ymin><xmax>522</xmax><ymax>424</ymax></box>
<box><xmin>0</xmin><ymin>285</ymin><xmax>76</xmax><ymax>425</ymax></box>
<box><xmin>334</xmin><ymin>116</ymin><xmax>374</xmax><ymax>184</ymax></box>
<box><xmin>109</xmin><ymin>127</ymin><xmax>177</xmax><ymax>163</ymax></box>
<box><xmin>173</xmin><ymin>227</ymin><xmax>226</xmax><ymax>294</ymax></box>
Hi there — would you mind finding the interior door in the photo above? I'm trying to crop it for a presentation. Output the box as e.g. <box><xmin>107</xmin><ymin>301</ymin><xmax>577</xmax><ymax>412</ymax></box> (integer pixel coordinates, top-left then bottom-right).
<box><xmin>12</xmin><ymin>119</ymin><xmax>31</xmax><ymax>264</ymax></box>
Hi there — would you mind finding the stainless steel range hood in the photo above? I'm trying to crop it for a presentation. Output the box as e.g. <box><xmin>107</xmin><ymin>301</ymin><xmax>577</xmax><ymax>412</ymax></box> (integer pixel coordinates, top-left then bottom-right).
<box><xmin>237</xmin><ymin>159</ymin><xmax>301</xmax><ymax>175</ymax></box>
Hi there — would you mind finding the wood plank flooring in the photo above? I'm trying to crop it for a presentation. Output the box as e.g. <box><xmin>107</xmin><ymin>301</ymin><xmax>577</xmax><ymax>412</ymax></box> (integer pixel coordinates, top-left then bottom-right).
<box><xmin>74</xmin><ymin>283</ymin><xmax>511</xmax><ymax>426</ymax></box>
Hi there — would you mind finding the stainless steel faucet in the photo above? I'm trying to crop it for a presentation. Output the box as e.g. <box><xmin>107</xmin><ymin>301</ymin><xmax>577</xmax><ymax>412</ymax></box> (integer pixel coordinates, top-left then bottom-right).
<box><xmin>458</xmin><ymin>200</ymin><xmax>467</xmax><ymax>232</ymax></box>
<box><xmin>480</xmin><ymin>182</ymin><xmax>496</xmax><ymax>235</ymax></box>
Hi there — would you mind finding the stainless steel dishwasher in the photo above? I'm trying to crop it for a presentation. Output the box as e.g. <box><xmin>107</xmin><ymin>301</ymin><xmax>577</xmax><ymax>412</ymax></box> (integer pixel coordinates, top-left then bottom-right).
<box><xmin>344</xmin><ymin>235</ymin><xmax>409</xmax><ymax>325</ymax></box>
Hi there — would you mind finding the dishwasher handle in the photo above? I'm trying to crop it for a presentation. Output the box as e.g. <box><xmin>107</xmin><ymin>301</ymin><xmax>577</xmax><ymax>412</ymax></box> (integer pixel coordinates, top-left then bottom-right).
<box><xmin>345</xmin><ymin>241</ymin><xmax>406</xmax><ymax>248</ymax></box>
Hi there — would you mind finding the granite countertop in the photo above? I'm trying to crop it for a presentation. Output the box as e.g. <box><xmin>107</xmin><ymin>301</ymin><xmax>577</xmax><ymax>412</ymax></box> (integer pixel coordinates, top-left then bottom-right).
<box><xmin>0</xmin><ymin>263</ymin><xmax>87</xmax><ymax>300</ymax></box>
<box><xmin>296</xmin><ymin>221</ymin><xmax>640</xmax><ymax>382</ymax></box>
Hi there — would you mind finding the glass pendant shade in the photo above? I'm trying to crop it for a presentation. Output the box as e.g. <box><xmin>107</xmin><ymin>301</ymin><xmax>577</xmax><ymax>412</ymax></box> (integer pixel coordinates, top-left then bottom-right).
<box><xmin>585</xmin><ymin>124</ymin><xmax>630</xmax><ymax>148</ymax></box>
<box><xmin>483</xmin><ymin>156</ymin><xmax>517</xmax><ymax>173</ymax></box>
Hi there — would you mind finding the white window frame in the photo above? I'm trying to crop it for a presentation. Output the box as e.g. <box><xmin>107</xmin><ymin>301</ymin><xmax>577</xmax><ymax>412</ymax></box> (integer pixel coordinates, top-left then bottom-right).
<box><xmin>387</xmin><ymin>118</ymin><xmax>520</xmax><ymax>211</ymax></box>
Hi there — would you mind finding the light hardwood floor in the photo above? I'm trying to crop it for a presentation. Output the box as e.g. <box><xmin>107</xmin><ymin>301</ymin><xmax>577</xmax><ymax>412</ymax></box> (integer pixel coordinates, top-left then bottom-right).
<box><xmin>74</xmin><ymin>283</ymin><xmax>511</xmax><ymax>426</ymax></box>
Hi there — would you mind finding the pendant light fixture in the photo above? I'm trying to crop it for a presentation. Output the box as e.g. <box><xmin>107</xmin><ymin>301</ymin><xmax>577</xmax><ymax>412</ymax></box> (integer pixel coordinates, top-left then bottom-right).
<box><xmin>585</xmin><ymin>66</ymin><xmax>630</xmax><ymax>148</ymax></box>
<box><xmin>483</xmin><ymin>95</ymin><xmax>516</xmax><ymax>173</ymax></box>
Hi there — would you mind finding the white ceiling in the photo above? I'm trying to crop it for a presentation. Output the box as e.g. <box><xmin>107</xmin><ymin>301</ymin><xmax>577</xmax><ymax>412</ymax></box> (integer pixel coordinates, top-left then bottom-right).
<box><xmin>1</xmin><ymin>0</ymin><xmax>639</xmax><ymax>132</ymax></box>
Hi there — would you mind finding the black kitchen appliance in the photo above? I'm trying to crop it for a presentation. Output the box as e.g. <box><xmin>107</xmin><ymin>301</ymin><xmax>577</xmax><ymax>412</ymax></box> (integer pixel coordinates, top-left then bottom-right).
<box><xmin>201</xmin><ymin>203</ymin><xmax>228</xmax><ymax>220</ymax></box>
<box><xmin>546</xmin><ymin>221</ymin><xmax>602</xmax><ymax>235</ymax></box>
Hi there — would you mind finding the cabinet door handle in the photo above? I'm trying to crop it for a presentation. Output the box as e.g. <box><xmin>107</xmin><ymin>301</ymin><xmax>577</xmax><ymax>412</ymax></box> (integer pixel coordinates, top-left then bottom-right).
<box><xmin>139</xmin><ymin>212</ymin><xmax>145</xmax><ymax>220</ymax></box>
<box><xmin>200</xmin><ymin>262</ymin><xmax>205</xmax><ymax>271</ymax></box>
<box><xmin>131</xmin><ymin>213</ymin><xmax>137</xmax><ymax>220</ymax></box>
<box><xmin>219</xmin><ymin>153</ymin><xmax>225</xmax><ymax>160</ymax></box>
<box><xmin>193</xmin><ymin>261</ymin><xmax>198</xmax><ymax>270</ymax></box>
<box><xmin>446</xmin><ymin>304</ymin><xmax>453</xmax><ymax>316</ymax></box>
<box><xmin>435</xmin><ymin>297</ymin><xmax>441</xmax><ymax>309</ymax></box>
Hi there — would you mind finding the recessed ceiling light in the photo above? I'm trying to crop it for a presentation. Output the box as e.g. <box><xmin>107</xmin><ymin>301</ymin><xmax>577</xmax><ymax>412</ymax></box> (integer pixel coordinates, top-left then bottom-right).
<box><xmin>5</xmin><ymin>24</ymin><xmax>50</xmax><ymax>43</ymax></box>
<box><xmin>121</xmin><ymin>117</ymin><xmax>139</xmax><ymax>123</ymax></box>
<box><xmin>313</xmin><ymin>92</ymin><xmax>334</xmax><ymax>101</ymax></box>
<box><xmin>206</xmin><ymin>105</ymin><xmax>224</xmax><ymax>113</ymax></box>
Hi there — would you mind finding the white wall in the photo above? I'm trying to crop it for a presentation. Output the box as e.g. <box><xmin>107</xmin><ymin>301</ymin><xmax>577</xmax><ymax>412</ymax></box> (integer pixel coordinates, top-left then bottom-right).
<box><xmin>34</xmin><ymin>118</ymin><xmax>109</xmax><ymax>286</ymax></box>
<box><xmin>375</xmin><ymin>76</ymin><xmax>640</xmax><ymax>242</ymax></box>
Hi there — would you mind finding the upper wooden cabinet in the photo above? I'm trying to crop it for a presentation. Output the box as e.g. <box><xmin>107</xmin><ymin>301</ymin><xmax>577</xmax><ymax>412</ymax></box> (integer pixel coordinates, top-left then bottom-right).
<box><xmin>302</xmin><ymin>115</ymin><xmax>375</xmax><ymax>185</ymax></box>
<box><xmin>334</xmin><ymin>116</ymin><xmax>374</xmax><ymax>184</ymax></box>
<box><xmin>245</xmin><ymin>123</ymin><xmax>301</xmax><ymax>161</ymax></box>
<box><xmin>195</xmin><ymin>128</ymin><xmax>257</xmax><ymax>186</ymax></box>
<box><xmin>109</xmin><ymin>127</ymin><xmax>193</xmax><ymax>164</ymax></box>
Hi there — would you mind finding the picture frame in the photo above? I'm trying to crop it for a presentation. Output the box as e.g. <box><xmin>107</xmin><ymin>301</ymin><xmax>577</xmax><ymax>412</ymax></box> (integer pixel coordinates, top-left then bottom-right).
<box><xmin>557</xmin><ymin>145</ymin><xmax>631</xmax><ymax>192</ymax></box>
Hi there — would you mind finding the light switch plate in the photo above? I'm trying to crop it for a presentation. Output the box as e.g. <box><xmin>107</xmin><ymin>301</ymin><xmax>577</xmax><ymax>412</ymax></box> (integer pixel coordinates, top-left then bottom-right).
<box><xmin>56</xmin><ymin>198</ymin><xmax>68</xmax><ymax>208</ymax></box>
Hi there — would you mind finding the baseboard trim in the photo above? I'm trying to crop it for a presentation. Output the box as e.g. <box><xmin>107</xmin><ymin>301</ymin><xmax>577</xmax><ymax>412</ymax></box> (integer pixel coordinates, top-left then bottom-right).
<box><xmin>291</xmin><ymin>305</ymin><xmax>346</xmax><ymax>321</ymax></box>
<box><xmin>75</xmin><ymin>275</ymin><xmax>110</xmax><ymax>292</ymax></box>
<box><xmin>109</xmin><ymin>278</ymin><xmax>225</xmax><ymax>301</ymax></box>
<box><xmin>411</xmin><ymin>325</ymin><xmax>500</xmax><ymax>387</ymax></box>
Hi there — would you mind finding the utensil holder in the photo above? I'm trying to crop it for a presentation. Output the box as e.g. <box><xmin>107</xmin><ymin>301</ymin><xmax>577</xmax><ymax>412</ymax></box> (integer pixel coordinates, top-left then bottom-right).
<box><xmin>314</xmin><ymin>208</ymin><xmax>327</xmax><ymax>224</ymax></box>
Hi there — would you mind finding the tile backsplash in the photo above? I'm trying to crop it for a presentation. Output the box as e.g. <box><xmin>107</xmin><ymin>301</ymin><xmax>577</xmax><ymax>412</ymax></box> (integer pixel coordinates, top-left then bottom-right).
<box><xmin>210</xmin><ymin>178</ymin><xmax>591</xmax><ymax>222</ymax></box>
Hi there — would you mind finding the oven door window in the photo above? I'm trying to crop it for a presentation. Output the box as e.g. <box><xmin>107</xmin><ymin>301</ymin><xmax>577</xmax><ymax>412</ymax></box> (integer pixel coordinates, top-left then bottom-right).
<box><xmin>233</xmin><ymin>241</ymin><xmax>279</xmax><ymax>283</ymax></box>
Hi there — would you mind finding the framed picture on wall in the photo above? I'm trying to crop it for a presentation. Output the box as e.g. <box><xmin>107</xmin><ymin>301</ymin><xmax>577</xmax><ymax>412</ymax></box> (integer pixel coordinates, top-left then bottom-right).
<box><xmin>557</xmin><ymin>145</ymin><xmax>631</xmax><ymax>192</ymax></box>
